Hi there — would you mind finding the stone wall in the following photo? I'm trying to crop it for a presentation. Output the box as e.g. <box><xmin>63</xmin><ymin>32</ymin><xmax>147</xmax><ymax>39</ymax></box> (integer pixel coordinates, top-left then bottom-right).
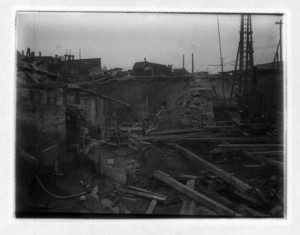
<box><xmin>16</xmin><ymin>88</ymin><xmax>66</xmax><ymax>161</ymax></box>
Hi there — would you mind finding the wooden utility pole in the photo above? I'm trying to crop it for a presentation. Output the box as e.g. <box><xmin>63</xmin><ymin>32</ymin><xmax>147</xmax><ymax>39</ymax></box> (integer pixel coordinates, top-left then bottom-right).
<box><xmin>192</xmin><ymin>53</ymin><xmax>194</xmax><ymax>74</ymax></box>
<box><xmin>274</xmin><ymin>20</ymin><xmax>283</xmax><ymax>64</ymax></box>
<box><xmin>217</xmin><ymin>15</ymin><xmax>226</xmax><ymax>105</ymax></box>
<box><xmin>277</xmin><ymin>20</ymin><xmax>283</xmax><ymax>62</ymax></box>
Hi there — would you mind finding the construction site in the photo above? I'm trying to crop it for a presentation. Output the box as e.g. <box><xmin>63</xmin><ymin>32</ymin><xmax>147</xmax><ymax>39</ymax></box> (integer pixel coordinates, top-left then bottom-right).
<box><xmin>15</xmin><ymin>13</ymin><xmax>284</xmax><ymax>218</ymax></box>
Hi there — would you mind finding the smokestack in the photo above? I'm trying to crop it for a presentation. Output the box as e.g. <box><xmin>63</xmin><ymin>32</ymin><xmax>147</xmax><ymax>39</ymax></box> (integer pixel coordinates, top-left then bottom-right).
<box><xmin>192</xmin><ymin>53</ymin><xmax>194</xmax><ymax>74</ymax></box>
<box><xmin>39</xmin><ymin>51</ymin><xmax>41</xmax><ymax>57</ymax></box>
<box><xmin>183</xmin><ymin>54</ymin><xmax>185</xmax><ymax>69</ymax></box>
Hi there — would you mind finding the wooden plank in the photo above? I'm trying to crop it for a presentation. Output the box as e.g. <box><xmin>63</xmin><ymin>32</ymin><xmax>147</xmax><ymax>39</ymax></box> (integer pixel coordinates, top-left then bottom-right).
<box><xmin>239</xmin><ymin>205</ymin><xmax>269</xmax><ymax>217</ymax></box>
<box><xmin>149</xmin><ymin>128</ymin><xmax>209</xmax><ymax>136</ymax></box>
<box><xmin>168</xmin><ymin>143</ymin><xmax>252</xmax><ymax>193</ymax></box>
<box><xmin>76</xmin><ymin>88</ymin><xmax>131</xmax><ymax>108</ymax></box>
<box><xmin>195</xmin><ymin>206</ymin><xmax>218</xmax><ymax>216</ymax></box>
<box><xmin>186</xmin><ymin>180</ymin><xmax>197</xmax><ymax>215</ymax></box>
<box><xmin>119</xmin><ymin>126</ymin><xmax>143</xmax><ymax>132</ymax></box>
<box><xmin>203</xmin><ymin>126</ymin><xmax>241</xmax><ymax>131</ymax></box>
<box><xmin>115</xmin><ymin>186</ymin><xmax>167</xmax><ymax>201</ymax></box>
<box><xmin>252</xmin><ymin>151</ymin><xmax>284</xmax><ymax>155</ymax></box>
<box><xmin>17</xmin><ymin>82</ymin><xmax>66</xmax><ymax>89</ymax></box>
<box><xmin>139</xmin><ymin>132</ymin><xmax>211</xmax><ymax>141</ymax></box>
<box><xmin>180</xmin><ymin>179</ymin><xmax>196</xmax><ymax>215</ymax></box>
<box><xmin>241</xmin><ymin>150</ymin><xmax>284</xmax><ymax>170</ymax></box>
<box><xmin>196</xmin><ymin>184</ymin><xmax>237</xmax><ymax>208</ymax></box>
<box><xmin>176</xmin><ymin>174</ymin><xmax>198</xmax><ymax>180</ymax></box>
<box><xmin>229</xmin><ymin>187</ymin><xmax>258</xmax><ymax>204</ymax></box>
<box><xmin>145</xmin><ymin>200</ymin><xmax>158</xmax><ymax>214</ymax></box>
<box><xmin>218</xmin><ymin>144</ymin><xmax>283</xmax><ymax>151</ymax></box>
<box><xmin>153</xmin><ymin>170</ymin><xmax>236</xmax><ymax>216</ymax></box>
<box><xmin>175</xmin><ymin>137</ymin><xmax>281</xmax><ymax>144</ymax></box>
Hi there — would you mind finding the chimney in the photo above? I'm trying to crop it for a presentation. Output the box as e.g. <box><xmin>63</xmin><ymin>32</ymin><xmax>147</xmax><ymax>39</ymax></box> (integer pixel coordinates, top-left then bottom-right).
<box><xmin>39</xmin><ymin>51</ymin><xmax>41</xmax><ymax>57</ymax></box>
<box><xmin>26</xmin><ymin>48</ymin><xmax>31</xmax><ymax>57</ymax></box>
<box><xmin>183</xmin><ymin>54</ymin><xmax>185</xmax><ymax>69</ymax></box>
<box><xmin>21</xmin><ymin>50</ymin><xmax>24</xmax><ymax>56</ymax></box>
<box><xmin>144</xmin><ymin>57</ymin><xmax>147</xmax><ymax>62</ymax></box>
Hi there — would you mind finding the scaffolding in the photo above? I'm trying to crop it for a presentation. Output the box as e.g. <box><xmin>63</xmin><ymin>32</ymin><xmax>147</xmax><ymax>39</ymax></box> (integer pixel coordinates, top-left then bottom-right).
<box><xmin>228</xmin><ymin>14</ymin><xmax>254</xmax><ymax>115</ymax></box>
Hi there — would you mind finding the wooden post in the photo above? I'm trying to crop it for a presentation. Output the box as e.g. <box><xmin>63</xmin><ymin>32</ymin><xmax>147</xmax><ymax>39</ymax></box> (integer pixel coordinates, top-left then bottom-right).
<box><xmin>192</xmin><ymin>53</ymin><xmax>194</xmax><ymax>74</ymax></box>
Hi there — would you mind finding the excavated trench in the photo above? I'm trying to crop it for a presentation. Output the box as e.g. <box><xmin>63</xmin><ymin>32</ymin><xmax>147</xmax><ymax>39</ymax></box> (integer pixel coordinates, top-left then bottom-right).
<box><xmin>18</xmin><ymin>75</ymin><xmax>283</xmax><ymax>217</ymax></box>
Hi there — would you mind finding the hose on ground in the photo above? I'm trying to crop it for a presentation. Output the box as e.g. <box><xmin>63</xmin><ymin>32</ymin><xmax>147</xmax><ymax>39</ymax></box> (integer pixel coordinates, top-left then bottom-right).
<box><xmin>34</xmin><ymin>173</ymin><xmax>89</xmax><ymax>200</ymax></box>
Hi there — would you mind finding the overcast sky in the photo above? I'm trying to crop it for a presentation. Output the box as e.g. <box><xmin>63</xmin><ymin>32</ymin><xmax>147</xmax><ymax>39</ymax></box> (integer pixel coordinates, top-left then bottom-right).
<box><xmin>17</xmin><ymin>12</ymin><xmax>282</xmax><ymax>73</ymax></box>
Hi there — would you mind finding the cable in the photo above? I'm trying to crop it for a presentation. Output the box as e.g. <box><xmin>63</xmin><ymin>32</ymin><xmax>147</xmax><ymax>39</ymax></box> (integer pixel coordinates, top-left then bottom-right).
<box><xmin>34</xmin><ymin>173</ymin><xmax>89</xmax><ymax>200</ymax></box>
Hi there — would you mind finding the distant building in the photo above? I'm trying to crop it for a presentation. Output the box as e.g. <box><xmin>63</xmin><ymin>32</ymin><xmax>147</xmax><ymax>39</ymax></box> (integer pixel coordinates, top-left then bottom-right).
<box><xmin>133</xmin><ymin>59</ymin><xmax>172</xmax><ymax>76</ymax></box>
<box><xmin>173</xmin><ymin>68</ymin><xmax>190</xmax><ymax>76</ymax></box>
<box><xmin>104</xmin><ymin>68</ymin><xmax>123</xmax><ymax>76</ymax></box>
<box><xmin>196</xmin><ymin>71</ymin><xmax>209</xmax><ymax>77</ymax></box>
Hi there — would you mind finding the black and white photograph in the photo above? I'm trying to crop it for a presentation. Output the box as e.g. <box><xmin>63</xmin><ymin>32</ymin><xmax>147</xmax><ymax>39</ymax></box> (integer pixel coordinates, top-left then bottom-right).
<box><xmin>14</xmin><ymin>11</ymin><xmax>285</xmax><ymax>219</ymax></box>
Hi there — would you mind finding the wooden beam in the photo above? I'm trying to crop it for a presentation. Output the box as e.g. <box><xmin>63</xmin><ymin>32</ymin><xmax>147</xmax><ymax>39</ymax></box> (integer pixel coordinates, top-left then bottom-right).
<box><xmin>145</xmin><ymin>200</ymin><xmax>157</xmax><ymax>214</ymax></box>
<box><xmin>115</xmin><ymin>186</ymin><xmax>167</xmax><ymax>201</ymax></box>
<box><xmin>252</xmin><ymin>151</ymin><xmax>284</xmax><ymax>155</ymax></box>
<box><xmin>74</xmin><ymin>88</ymin><xmax>131</xmax><ymax>108</ymax></box>
<box><xmin>180</xmin><ymin>179</ymin><xmax>196</xmax><ymax>215</ymax></box>
<box><xmin>150</xmin><ymin>129</ymin><xmax>212</xmax><ymax>136</ymax></box>
<box><xmin>17</xmin><ymin>82</ymin><xmax>66</xmax><ymax>90</ymax></box>
<box><xmin>167</xmin><ymin>137</ymin><xmax>281</xmax><ymax>143</ymax></box>
<box><xmin>241</xmin><ymin>150</ymin><xmax>284</xmax><ymax>170</ymax></box>
<box><xmin>168</xmin><ymin>143</ymin><xmax>252</xmax><ymax>193</ymax></box>
<box><xmin>153</xmin><ymin>170</ymin><xmax>237</xmax><ymax>216</ymax></box>
<box><xmin>149</xmin><ymin>127</ymin><xmax>240</xmax><ymax>136</ymax></box>
<box><xmin>218</xmin><ymin>144</ymin><xmax>284</xmax><ymax>151</ymax></box>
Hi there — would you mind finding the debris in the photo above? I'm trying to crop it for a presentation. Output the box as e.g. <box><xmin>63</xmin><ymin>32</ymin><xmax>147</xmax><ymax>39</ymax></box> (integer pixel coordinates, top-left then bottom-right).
<box><xmin>167</xmin><ymin>143</ymin><xmax>252</xmax><ymax>193</ymax></box>
<box><xmin>118</xmin><ymin>203</ymin><xmax>131</xmax><ymax>214</ymax></box>
<box><xmin>239</xmin><ymin>205</ymin><xmax>269</xmax><ymax>217</ymax></box>
<box><xmin>255</xmin><ymin>188</ymin><xmax>270</xmax><ymax>204</ymax></box>
<box><xmin>115</xmin><ymin>185</ymin><xmax>167</xmax><ymax>201</ymax></box>
<box><xmin>120</xmin><ymin>196</ymin><xmax>137</xmax><ymax>202</ymax></box>
<box><xmin>101</xmin><ymin>199</ymin><xmax>120</xmax><ymax>213</ymax></box>
<box><xmin>195</xmin><ymin>206</ymin><xmax>218</xmax><ymax>216</ymax></box>
<box><xmin>241</xmin><ymin>150</ymin><xmax>284</xmax><ymax>169</ymax></box>
<box><xmin>153</xmin><ymin>170</ymin><xmax>236</xmax><ymax>215</ymax></box>
<box><xmin>270</xmin><ymin>205</ymin><xmax>283</xmax><ymax>216</ymax></box>
<box><xmin>111</xmin><ymin>196</ymin><xmax>121</xmax><ymax>207</ymax></box>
